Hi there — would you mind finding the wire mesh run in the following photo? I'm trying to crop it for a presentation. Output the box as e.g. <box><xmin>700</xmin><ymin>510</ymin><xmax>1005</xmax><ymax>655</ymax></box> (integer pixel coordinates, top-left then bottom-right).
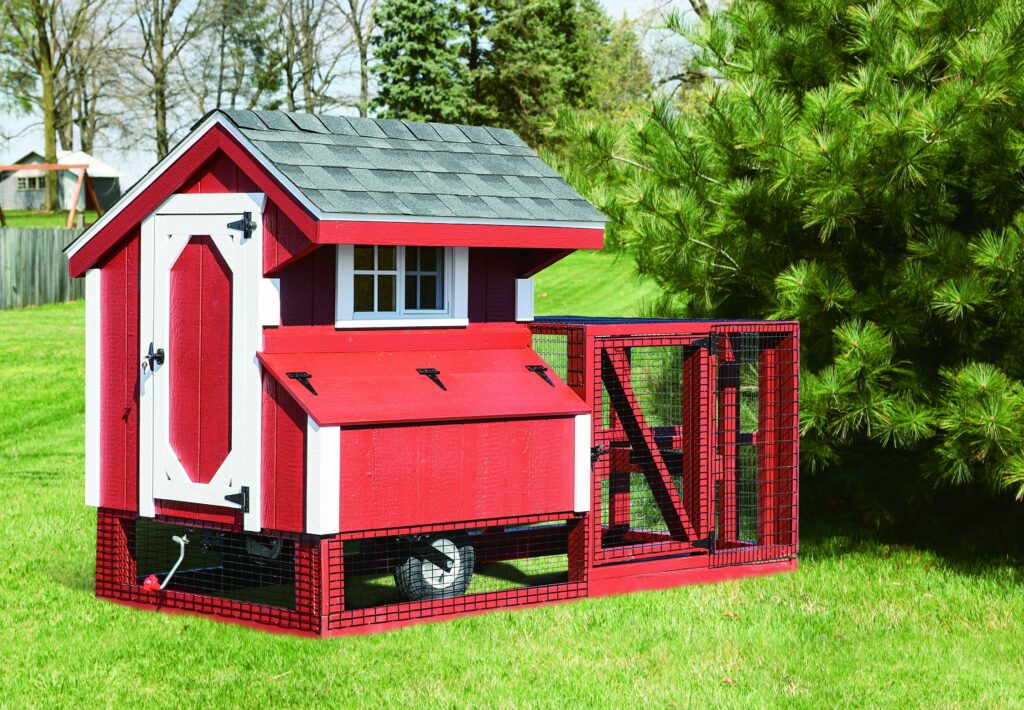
<box><xmin>133</xmin><ymin>519</ymin><xmax>297</xmax><ymax>609</ymax></box>
<box><xmin>710</xmin><ymin>326</ymin><xmax>799</xmax><ymax>567</ymax></box>
<box><xmin>593</xmin><ymin>337</ymin><xmax>713</xmax><ymax>562</ymax></box>
<box><xmin>326</xmin><ymin>514</ymin><xmax>587</xmax><ymax>630</ymax></box>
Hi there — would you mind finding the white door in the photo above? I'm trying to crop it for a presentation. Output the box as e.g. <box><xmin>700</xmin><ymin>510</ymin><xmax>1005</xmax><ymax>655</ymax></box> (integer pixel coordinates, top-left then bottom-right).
<box><xmin>139</xmin><ymin>193</ymin><xmax>266</xmax><ymax>531</ymax></box>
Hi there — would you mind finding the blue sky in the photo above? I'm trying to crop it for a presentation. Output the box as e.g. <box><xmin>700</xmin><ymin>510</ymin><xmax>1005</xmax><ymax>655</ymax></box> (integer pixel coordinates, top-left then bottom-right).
<box><xmin>0</xmin><ymin>0</ymin><xmax>697</xmax><ymax>183</ymax></box>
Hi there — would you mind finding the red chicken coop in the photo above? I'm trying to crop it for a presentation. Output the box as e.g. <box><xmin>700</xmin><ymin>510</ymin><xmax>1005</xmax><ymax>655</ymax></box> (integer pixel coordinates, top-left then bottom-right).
<box><xmin>66</xmin><ymin>109</ymin><xmax>799</xmax><ymax>635</ymax></box>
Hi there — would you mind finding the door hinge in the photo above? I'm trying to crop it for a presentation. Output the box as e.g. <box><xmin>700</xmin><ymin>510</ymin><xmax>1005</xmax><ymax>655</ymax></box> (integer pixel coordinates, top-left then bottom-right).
<box><xmin>225</xmin><ymin>486</ymin><xmax>249</xmax><ymax>513</ymax></box>
<box><xmin>227</xmin><ymin>212</ymin><xmax>255</xmax><ymax>241</ymax></box>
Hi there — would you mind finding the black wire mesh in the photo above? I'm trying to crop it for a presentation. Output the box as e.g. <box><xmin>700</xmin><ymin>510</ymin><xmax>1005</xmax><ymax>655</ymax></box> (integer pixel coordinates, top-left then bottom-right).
<box><xmin>341</xmin><ymin>520</ymin><xmax>572</xmax><ymax>611</ymax></box>
<box><xmin>133</xmin><ymin>519</ymin><xmax>297</xmax><ymax>609</ymax></box>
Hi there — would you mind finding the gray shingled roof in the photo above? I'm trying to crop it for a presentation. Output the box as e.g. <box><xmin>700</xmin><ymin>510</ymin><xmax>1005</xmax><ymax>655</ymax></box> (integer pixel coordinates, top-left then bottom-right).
<box><xmin>216</xmin><ymin>109</ymin><xmax>605</xmax><ymax>224</ymax></box>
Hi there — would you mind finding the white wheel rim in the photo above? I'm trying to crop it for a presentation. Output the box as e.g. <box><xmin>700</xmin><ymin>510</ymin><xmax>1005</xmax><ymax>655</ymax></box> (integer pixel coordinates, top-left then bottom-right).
<box><xmin>422</xmin><ymin>538</ymin><xmax>461</xmax><ymax>590</ymax></box>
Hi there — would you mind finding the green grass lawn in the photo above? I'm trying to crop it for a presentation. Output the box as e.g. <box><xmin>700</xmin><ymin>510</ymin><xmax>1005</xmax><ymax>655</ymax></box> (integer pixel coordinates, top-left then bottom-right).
<box><xmin>1</xmin><ymin>208</ymin><xmax>99</xmax><ymax>228</ymax></box>
<box><xmin>533</xmin><ymin>248</ymin><xmax>661</xmax><ymax>317</ymax></box>
<box><xmin>3</xmin><ymin>298</ymin><xmax>1024</xmax><ymax>705</ymax></box>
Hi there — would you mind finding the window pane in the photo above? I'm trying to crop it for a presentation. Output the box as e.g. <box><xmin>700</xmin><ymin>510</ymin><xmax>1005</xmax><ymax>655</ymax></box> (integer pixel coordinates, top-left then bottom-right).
<box><xmin>378</xmin><ymin>275</ymin><xmax>396</xmax><ymax>312</ymax></box>
<box><xmin>420</xmin><ymin>276</ymin><xmax>439</xmax><ymax>309</ymax></box>
<box><xmin>405</xmin><ymin>275</ymin><xmax>417</xmax><ymax>310</ymax></box>
<box><xmin>378</xmin><ymin>246</ymin><xmax>397</xmax><ymax>271</ymax></box>
<box><xmin>419</xmin><ymin>247</ymin><xmax>439</xmax><ymax>272</ymax></box>
<box><xmin>354</xmin><ymin>245</ymin><xmax>374</xmax><ymax>271</ymax></box>
<box><xmin>354</xmin><ymin>275</ymin><xmax>374</xmax><ymax>312</ymax></box>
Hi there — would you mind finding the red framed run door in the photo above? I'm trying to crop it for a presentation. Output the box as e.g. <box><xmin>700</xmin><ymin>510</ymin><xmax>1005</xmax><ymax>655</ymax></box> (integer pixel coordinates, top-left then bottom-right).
<box><xmin>139</xmin><ymin>194</ymin><xmax>265</xmax><ymax>531</ymax></box>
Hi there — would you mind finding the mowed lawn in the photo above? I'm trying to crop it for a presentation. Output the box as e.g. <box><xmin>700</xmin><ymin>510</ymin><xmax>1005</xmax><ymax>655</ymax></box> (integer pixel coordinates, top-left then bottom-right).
<box><xmin>2</xmin><ymin>291</ymin><xmax>1024</xmax><ymax>704</ymax></box>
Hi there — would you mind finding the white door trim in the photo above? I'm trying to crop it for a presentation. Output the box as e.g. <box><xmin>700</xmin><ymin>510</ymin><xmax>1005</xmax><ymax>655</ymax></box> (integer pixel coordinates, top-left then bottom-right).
<box><xmin>139</xmin><ymin>192</ymin><xmax>267</xmax><ymax>531</ymax></box>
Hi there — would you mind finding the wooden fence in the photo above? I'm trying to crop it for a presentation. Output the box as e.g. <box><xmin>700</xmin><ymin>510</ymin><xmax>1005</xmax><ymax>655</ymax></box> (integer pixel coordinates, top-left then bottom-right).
<box><xmin>0</xmin><ymin>228</ymin><xmax>84</xmax><ymax>310</ymax></box>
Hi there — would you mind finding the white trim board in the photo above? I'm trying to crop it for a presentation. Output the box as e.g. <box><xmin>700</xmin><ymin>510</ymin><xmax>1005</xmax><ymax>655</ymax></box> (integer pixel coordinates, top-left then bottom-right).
<box><xmin>65</xmin><ymin>113</ymin><xmax>605</xmax><ymax>264</ymax></box>
<box><xmin>306</xmin><ymin>418</ymin><xmax>341</xmax><ymax>535</ymax></box>
<box><xmin>574</xmin><ymin>414</ymin><xmax>592</xmax><ymax>513</ymax></box>
<box><xmin>84</xmin><ymin>268</ymin><xmax>102</xmax><ymax>507</ymax></box>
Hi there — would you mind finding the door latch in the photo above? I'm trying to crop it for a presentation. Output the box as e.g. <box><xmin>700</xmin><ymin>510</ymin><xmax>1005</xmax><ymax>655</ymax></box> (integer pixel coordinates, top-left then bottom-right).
<box><xmin>143</xmin><ymin>342</ymin><xmax>165</xmax><ymax>371</ymax></box>
<box><xmin>227</xmin><ymin>211</ymin><xmax>255</xmax><ymax>241</ymax></box>
<box><xmin>224</xmin><ymin>486</ymin><xmax>249</xmax><ymax>513</ymax></box>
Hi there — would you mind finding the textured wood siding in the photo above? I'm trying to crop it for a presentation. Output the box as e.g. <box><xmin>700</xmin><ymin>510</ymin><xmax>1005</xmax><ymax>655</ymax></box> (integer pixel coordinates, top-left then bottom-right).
<box><xmin>339</xmin><ymin>417</ymin><xmax>576</xmax><ymax>531</ymax></box>
<box><xmin>278</xmin><ymin>246</ymin><xmax>336</xmax><ymax>326</ymax></box>
<box><xmin>98</xmin><ymin>229</ymin><xmax>140</xmax><ymax>511</ymax></box>
<box><xmin>261</xmin><ymin>373</ymin><xmax>307</xmax><ymax>533</ymax></box>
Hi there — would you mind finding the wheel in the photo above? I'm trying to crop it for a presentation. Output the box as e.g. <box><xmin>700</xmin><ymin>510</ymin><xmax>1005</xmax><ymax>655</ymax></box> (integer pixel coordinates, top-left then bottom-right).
<box><xmin>394</xmin><ymin>534</ymin><xmax>475</xmax><ymax>601</ymax></box>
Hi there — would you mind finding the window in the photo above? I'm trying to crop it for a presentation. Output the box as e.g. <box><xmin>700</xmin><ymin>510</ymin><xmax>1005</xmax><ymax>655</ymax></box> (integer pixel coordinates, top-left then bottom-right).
<box><xmin>336</xmin><ymin>245</ymin><xmax>468</xmax><ymax>328</ymax></box>
<box><xmin>16</xmin><ymin>176</ymin><xmax>44</xmax><ymax>191</ymax></box>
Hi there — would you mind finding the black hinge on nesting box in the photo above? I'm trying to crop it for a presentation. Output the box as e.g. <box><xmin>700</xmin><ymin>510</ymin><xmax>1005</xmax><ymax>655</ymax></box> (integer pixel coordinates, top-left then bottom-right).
<box><xmin>526</xmin><ymin>364</ymin><xmax>555</xmax><ymax>387</ymax></box>
<box><xmin>417</xmin><ymin>368</ymin><xmax>447</xmax><ymax>391</ymax></box>
<box><xmin>225</xmin><ymin>486</ymin><xmax>249</xmax><ymax>513</ymax></box>
<box><xmin>227</xmin><ymin>211</ymin><xmax>255</xmax><ymax>241</ymax></box>
<box><xmin>287</xmin><ymin>371</ymin><xmax>317</xmax><ymax>395</ymax></box>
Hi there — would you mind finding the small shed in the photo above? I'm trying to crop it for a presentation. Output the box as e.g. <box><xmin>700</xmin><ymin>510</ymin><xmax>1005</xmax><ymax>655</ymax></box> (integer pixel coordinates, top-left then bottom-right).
<box><xmin>66</xmin><ymin>109</ymin><xmax>799</xmax><ymax>635</ymax></box>
<box><xmin>0</xmin><ymin>149</ymin><xmax>122</xmax><ymax>211</ymax></box>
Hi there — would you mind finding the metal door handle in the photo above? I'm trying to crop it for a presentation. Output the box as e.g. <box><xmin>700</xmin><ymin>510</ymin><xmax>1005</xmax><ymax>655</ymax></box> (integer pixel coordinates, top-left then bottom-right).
<box><xmin>143</xmin><ymin>342</ymin><xmax>165</xmax><ymax>371</ymax></box>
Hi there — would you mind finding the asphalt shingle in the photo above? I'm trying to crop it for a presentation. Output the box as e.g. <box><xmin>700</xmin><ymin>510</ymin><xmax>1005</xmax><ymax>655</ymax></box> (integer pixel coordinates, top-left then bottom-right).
<box><xmin>216</xmin><ymin>109</ymin><xmax>604</xmax><ymax>225</ymax></box>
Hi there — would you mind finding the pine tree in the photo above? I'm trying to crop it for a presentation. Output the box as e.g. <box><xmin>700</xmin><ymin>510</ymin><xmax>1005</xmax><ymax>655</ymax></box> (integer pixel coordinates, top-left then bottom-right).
<box><xmin>370</xmin><ymin>0</ymin><xmax>470</xmax><ymax>122</ymax></box>
<box><xmin>561</xmin><ymin>0</ymin><xmax>1024</xmax><ymax>517</ymax></box>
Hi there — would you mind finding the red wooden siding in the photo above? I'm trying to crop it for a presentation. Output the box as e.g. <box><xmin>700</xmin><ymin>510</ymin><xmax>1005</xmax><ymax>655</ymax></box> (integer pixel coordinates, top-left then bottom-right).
<box><xmin>98</xmin><ymin>231</ymin><xmax>140</xmax><ymax>511</ymax></box>
<box><xmin>468</xmin><ymin>248</ymin><xmax>517</xmax><ymax>322</ymax></box>
<box><xmin>168</xmin><ymin>236</ymin><xmax>233</xmax><ymax>484</ymax></box>
<box><xmin>178</xmin><ymin>152</ymin><xmax>259</xmax><ymax>194</ymax></box>
<box><xmin>278</xmin><ymin>245</ymin><xmax>336</xmax><ymax>326</ymax></box>
<box><xmin>155</xmin><ymin>500</ymin><xmax>240</xmax><ymax>526</ymax></box>
<box><xmin>339</xmin><ymin>417</ymin><xmax>576</xmax><ymax>532</ymax></box>
<box><xmin>261</xmin><ymin>373</ymin><xmax>306</xmax><ymax>533</ymax></box>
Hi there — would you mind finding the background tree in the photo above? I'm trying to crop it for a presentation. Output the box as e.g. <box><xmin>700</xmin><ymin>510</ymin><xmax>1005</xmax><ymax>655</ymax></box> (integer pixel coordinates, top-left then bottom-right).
<box><xmin>132</xmin><ymin>0</ymin><xmax>207</xmax><ymax>158</ymax></box>
<box><xmin>339</xmin><ymin>0</ymin><xmax>380</xmax><ymax>117</ymax></box>
<box><xmin>561</xmin><ymin>0</ymin><xmax>1024</xmax><ymax>521</ymax></box>
<box><xmin>275</xmin><ymin>0</ymin><xmax>352</xmax><ymax>113</ymax></box>
<box><xmin>370</xmin><ymin>0</ymin><xmax>469</xmax><ymax>122</ymax></box>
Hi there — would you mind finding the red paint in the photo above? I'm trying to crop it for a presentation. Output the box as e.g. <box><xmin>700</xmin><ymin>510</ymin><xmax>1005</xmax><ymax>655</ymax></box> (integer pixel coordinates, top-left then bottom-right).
<box><xmin>179</xmin><ymin>152</ymin><xmax>260</xmax><ymax>194</ymax></box>
<box><xmin>339</xmin><ymin>418</ymin><xmax>576</xmax><ymax>531</ymax></box>
<box><xmin>278</xmin><ymin>246</ymin><xmax>336</xmax><ymax>326</ymax></box>
<box><xmin>98</xmin><ymin>231</ymin><xmax>140</xmax><ymax>511</ymax></box>
<box><xmin>154</xmin><ymin>500</ymin><xmax>241</xmax><ymax>526</ymax></box>
<box><xmin>142</xmin><ymin>575</ymin><xmax>160</xmax><ymax>592</ymax></box>
<box><xmin>468</xmin><ymin>248</ymin><xmax>518</xmax><ymax>322</ymax></box>
<box><xmin>262</xmin><ymin>321</ymin><xmax>531</xmax><ymax>354</ymax></box>
<box><xmin>317</xmin><ymin>219</ymin><xmax>603</xmax><ymax>250</ymax></box>
<box><xmin>259</xmin><ymin>346</ymin><xmax>587</xmax><ymax>426</ymax></box>
<box><xmin>261</xmin><ymin>372</ymin><xmax>306</xmax><ymax>533</ymax></box>
<box><xmin>168</xmin><ymin>236</ymin><xmax>233</xmax><ymax>484</ymax></box>
<box><xmin>263</xmin><ymin>201</ymin><xmax>316</xmax><ymax>276</ymax></box>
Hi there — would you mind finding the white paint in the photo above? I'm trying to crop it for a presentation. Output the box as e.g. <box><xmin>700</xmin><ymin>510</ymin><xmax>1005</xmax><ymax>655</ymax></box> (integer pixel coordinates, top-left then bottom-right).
<box><xmin>334</xmin><ymin>245</ymin><xmax>469</xmax><ymax>328</ymax></box>
<box><xmin>84</xmin><ymin>268</ymin><xmax>101</xmax><ymax>507</ymax></box>
<box><xmin>139</xmin><ymin>192</ymin><xmax>266</xmax><ymax>531</ymax></box>
<box><xmin>64</xmin><ymin>113</ymin><xmax>604</xmax><ymax>264</ymax></box>
<box><xmin>515</xmin><ymin>278</ymin><xmax>535</xmax><ymax>322</ymax></box>
<box><xmin>261</xmin><ymin>277</ymin><xmax>281</xmax><ymax>327</ymax></box>
<box><xmin>305</xmin><ymin>417</ymin><xmax>341</xmax><ymax>535</ymax></box>
<box><xmin>574</xmin><ymin>414</ymin><xmax>592</xmax><ymax>513</ymax></box>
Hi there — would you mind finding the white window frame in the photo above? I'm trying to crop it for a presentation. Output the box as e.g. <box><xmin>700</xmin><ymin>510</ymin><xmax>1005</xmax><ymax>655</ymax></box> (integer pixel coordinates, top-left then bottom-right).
<box><xmin>16</xmin><ymin>176</ymin><xmax>43</xmax><ymax>191</ymax></box>
<box><xmin>335</xmin><ymin>245</ymin><xmax>469</xmax><ymax>328</ymax></box>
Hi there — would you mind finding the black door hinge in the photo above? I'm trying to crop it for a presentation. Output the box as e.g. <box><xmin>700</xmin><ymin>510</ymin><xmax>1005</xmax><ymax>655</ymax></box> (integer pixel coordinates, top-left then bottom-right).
<box><xmin>287</xmin><ymin>371</ymin><xmax>317</xmax><ymax>395</ymax></box>
<box><xmin>227</xmin><ymin>211</ymin><xmax>255</xmax><ymax>241</ymax></box>
<box><xmin>225</xmin><ymin>486</ymin><xmax>249</xmax><ymax>513</ymax></box>
<box><xmin>526</xmin><ymin>364</ymin><xmax>555</xmax><ymax>387</ymax></box>
<box><xmin>417</xmin><ymin>367</ymin><xmax>447</xmax><ymax>391</ymax></box>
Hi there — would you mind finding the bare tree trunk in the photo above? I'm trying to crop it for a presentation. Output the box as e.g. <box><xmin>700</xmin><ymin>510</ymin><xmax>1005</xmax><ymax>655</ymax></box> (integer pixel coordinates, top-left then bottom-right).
<box><xmin>341</xmin><ymin>0</ymin><xmax>377</xmax><ymax>117</ymax></box>
<box><xmin>688</xmin><ymin>0</ymin><xmax>711</xmax><ymax>18</ymax></box>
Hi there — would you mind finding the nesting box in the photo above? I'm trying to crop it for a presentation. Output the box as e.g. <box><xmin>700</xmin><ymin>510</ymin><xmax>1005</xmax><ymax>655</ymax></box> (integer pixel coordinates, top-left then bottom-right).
<box><xmin>67</xmin><ymin>110</ymin><xmax>799</xmax><ymax>635</ymax></box>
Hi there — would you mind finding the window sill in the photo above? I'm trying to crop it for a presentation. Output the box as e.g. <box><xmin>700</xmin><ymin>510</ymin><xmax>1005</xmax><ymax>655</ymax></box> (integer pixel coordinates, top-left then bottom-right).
<box><xmin>334</xmin><ymin>318</ymin><xmax>470</xmax><ymax>330</ymax></box>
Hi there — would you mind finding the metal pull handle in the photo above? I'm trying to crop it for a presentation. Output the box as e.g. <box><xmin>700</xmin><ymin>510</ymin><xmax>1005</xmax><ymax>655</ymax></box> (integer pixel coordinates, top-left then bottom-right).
<box><xmin>143</xmin><ymin>342</ymin><xmax>165</xmax><ymax>371</ymax></box>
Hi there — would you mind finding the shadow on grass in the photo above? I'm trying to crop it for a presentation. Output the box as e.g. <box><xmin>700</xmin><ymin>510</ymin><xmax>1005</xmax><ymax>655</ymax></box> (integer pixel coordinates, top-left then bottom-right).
<box><xmin>798</xmin><ymin>505</ymin><xmax>1024</xmax><ymax>585</ymax></box>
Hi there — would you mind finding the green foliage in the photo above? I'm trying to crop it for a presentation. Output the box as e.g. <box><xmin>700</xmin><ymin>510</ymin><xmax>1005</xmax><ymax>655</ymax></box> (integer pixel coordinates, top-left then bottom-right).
<box><xmin>370</xmin><ymin>0</ymin><xmax>471</xmax><ymax>121</ymax></box>
<box><xmin>559</xmin><ymin>0</ymin><xmax>1024</xmax><ymax>512</ymax></box>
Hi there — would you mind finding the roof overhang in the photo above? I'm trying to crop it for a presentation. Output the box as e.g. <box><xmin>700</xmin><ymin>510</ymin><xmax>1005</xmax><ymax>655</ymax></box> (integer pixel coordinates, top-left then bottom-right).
<box><xmin>66</xmin><ymin>114</ymin><xmax>604</xmax><ymax>277</ymax></box>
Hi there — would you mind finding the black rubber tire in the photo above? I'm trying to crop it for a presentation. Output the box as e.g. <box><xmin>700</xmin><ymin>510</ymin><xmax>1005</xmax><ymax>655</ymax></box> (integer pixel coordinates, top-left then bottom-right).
<box><xmin>394</xmin><ymin>534</ymin><xmax>475</xmax><ymax>601</ymax></box>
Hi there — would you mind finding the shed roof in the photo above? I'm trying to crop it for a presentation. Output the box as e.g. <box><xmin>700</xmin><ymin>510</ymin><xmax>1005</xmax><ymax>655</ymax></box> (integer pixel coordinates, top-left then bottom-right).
<box><xmin>217</xmin><ymin>109</ymin><xmax>605</xmax><ymax>225</ymax></box>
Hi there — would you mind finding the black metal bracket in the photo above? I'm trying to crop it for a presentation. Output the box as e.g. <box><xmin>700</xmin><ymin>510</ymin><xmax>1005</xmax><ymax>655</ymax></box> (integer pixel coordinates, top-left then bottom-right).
<box><xmin>225</xmin><ymin>486</ymin><xmax>249</xmax><ymax>513</ymax></box>
<box><xmin>591</xmin><ymin>444</ymin><xmax>608</xmax><ymax>463</ymax></box>
<box><xmin>287</xmin><ymin>371</ymin><xmax>317</xmax><ymax>395</ymax></box>
<box><xmin>526</xmin><ymin>364</ymin><xmax>555</xmax><ymax>387</ymax></box>
<box><xmin>417</xmin><ymin>367</ymin><xmax>447</xmax><ymax>391</ymax></box>
<box><xmin>227</xmin><ymin>211</ymin><xmax>255</xmax><ymax>241</ymax></box>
